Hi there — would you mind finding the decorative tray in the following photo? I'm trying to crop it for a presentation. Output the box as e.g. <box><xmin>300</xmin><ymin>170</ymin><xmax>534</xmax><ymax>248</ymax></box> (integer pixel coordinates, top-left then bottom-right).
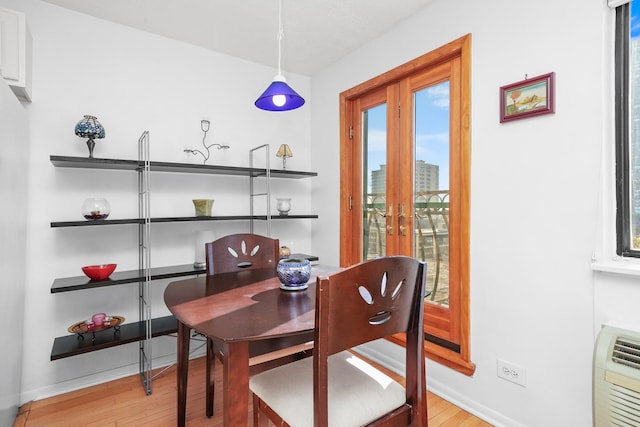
<box><xmin>68</xmin><ymin>315</ymin><xmax>125</xmax><ymax>336</ymax></box>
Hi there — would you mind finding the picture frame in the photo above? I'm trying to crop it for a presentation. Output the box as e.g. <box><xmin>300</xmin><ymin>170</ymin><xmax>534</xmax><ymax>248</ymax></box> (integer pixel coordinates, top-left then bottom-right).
<box><xmin>499</xmin><ymin>72</ymin><xmax>555</xmax><ymax>123</ymax></box>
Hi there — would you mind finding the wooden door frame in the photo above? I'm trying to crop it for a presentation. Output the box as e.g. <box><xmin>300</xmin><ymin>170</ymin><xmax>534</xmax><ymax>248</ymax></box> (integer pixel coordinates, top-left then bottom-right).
<box><xmin>339</xmin><ymin>34</ymin><xmax>474</xmax><ymax>375</ymax></box>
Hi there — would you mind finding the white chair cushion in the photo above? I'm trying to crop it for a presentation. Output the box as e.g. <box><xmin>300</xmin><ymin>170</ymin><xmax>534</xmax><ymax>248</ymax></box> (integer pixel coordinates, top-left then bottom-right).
<box><xmin>249</xmin><ymin>350</ymin><xmax>406</xmax><ymax>427</ymax></box>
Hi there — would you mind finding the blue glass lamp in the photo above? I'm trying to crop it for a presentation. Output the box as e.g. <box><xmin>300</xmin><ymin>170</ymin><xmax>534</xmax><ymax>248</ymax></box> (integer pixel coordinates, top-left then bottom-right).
<box><xmin>74</xmin><ymin>115</ymin><xmax>105</xmax><ymax>158</ymax></box>
<box><xmin>255</xmin><ymin>0</ymin><xmax>304</xmax><ymax>112</ymax></box>
<box><xmin>255</xmin><ymin>74</ymin><xmax>305</xmax><ymax>111</ymax></box>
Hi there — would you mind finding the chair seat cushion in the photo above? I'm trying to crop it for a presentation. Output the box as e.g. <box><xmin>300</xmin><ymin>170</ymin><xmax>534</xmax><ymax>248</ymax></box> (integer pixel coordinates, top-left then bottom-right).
<box><xmin>249</xmin><ymin>351</ymin><xmax>406</xmax><ymax>427</ymax></box>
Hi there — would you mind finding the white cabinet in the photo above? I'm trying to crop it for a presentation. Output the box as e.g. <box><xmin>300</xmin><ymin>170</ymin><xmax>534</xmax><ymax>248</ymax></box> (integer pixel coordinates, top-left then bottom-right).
<box><xmin>0</xmin><ymin>7</ymin><xmax>32</xmax><ymax>102</ymax></box>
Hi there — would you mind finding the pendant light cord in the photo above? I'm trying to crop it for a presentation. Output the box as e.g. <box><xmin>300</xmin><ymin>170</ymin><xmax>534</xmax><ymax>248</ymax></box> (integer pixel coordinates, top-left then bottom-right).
<box><xmin>254</xmin><ymin>0</ymin><xmax>304</xmax><ymax>111</ymax></box>
<box><xmin>277</xmin><ymin>0</ymin><xmax>283</xmax><ymax>76</ymax></box>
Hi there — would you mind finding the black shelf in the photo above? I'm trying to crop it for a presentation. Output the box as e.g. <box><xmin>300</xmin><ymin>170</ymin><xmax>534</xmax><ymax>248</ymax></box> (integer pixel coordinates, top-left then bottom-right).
<box><xmin>51</xmin><ymin>218</ymin><xmax>144</xmax><ymax>227</ymax></box>
<box><xmin>287</xmin><ymin>253</ymin><xmax>319</xmax><ymax>262</ymax></box>
<box><xmin>50</xmin><ymin>155</ymin><xmax>317</xmax><ymax>179</ymax></box>
<box><xmin>52</xmin><ymin>256</ymin><xmax>317</xmax><ymax>293</ymax></box>
<box><xmin>51</xmin><ymin>264</ymin><xmax>206</xmax><ymax>293</ymax></box>
<box><xmin>51</xmin><ymin>315</ymin><xmax>177</xmax><ymax>360</ymax></box>
<box><xmin>51</xmin><ymin>215</ymin><xmax>319</xmax><ymax>228</ymax></box>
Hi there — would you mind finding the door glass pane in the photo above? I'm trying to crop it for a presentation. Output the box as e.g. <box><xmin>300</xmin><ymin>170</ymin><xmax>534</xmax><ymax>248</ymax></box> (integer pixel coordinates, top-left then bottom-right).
<box><xmin>363</xmin><ymin>104</ymin><xmax>387</xmax><ymax>260</ymax></box>
<box><xmin>414</xmin><ymin>82</ymin><xmax>450</xmax><ymax>307</ymax></box>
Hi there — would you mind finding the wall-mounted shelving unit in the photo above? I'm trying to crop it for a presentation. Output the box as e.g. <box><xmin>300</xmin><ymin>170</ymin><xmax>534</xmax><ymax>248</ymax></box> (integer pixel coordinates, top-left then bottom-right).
<box><xmin>48</xmin><ymin>145</ymin><xmax>318</xmax><ymax>393</ymax></box>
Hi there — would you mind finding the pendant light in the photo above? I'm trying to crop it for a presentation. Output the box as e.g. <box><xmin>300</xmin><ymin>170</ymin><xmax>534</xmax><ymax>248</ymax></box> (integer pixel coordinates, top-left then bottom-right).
<box><xmin>255</xmin><ymin>0</ymin><xmax>305</xmax><ymax>111</ymax></box>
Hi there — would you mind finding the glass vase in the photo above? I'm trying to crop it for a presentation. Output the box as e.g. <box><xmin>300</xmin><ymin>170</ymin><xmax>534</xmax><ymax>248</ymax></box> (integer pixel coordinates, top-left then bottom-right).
<box><xmin>82</xmin><ymin>198</ymin><xmax>110</xmax><ymax>220</ymax></box>
<box><xmin>276</xmin><ymin>198</ymin><xmax>291</xmax><ymax>216</ymax></box>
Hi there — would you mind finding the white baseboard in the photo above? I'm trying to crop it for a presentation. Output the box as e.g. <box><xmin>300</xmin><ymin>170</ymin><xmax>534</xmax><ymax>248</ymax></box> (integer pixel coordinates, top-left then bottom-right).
<box><xmin>20</xmin><ymin>340</ymin><xmax>206</xmax><ymax>405</ymax></box>
<box><xmin>355</xmin><ymin>341</ymin><xmax>525</xmax><ymax>427</ymax></box>
<box><xmin>426</xmin><ymin>376</ymin><xmax>527</xmax><ymax>427</ymax></box>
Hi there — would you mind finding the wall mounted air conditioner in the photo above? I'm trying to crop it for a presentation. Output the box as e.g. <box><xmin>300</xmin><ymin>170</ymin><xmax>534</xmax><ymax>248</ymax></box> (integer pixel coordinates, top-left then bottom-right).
<box><xmin>594</xmin><ymin>325</ymin><xmax>640</xmax><ymax>426</ymax></box>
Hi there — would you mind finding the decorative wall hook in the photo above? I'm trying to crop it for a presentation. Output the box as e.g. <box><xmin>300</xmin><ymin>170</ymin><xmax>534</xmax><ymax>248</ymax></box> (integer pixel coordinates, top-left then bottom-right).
<box><xmin>184</xmin><ymin>120</ymin><xmax>230</xmax><ymax>165</ymax></box>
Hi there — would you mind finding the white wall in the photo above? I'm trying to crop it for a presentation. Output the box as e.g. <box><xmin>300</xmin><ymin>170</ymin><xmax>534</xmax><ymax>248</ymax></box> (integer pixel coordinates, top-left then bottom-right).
<box><xmin>0</xmin><ymin>74</ymin><xmax>28</xmax><ymax>425</ymax></box>
<box><xmin>311</xmin><ymin>0</ymin><xmax>606</xmax><ymax>426</ymax></box>
<box><xmin>3</xmin><ymin>0</ymin><xmax>632</xmax><ymax>425</ymax></box>
<box><xmin>0</xmin><ymin>0</ymin><xmax>313</xmax><ymax>403</ymax></box>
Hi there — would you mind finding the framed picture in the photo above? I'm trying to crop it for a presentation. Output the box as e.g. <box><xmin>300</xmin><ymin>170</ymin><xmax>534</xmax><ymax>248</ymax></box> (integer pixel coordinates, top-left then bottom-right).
<box><xmin>500</xmin><ymin>72</ymin><xmax>555</xmax><ymax>123</ymax></box>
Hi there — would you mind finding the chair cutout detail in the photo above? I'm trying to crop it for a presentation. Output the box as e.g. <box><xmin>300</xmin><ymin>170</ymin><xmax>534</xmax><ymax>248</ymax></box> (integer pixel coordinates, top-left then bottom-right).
<box><xmin>357</xmin><ymin>271</ymin><xmax>405</xmax><ymax>325</ymax></box>
<box><xmin>227</xmin><ymin>240</ymin><xmax>261</xmax><ymax>268</ymax></box>
<box><xmin>250</xmin><ymin>255</ymin><xmax>428</xmax><ymax>427</ymax></box>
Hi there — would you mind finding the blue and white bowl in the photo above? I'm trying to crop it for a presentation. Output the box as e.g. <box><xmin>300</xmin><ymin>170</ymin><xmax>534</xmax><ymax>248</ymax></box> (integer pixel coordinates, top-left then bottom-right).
<box><xmin>277</xmin><ymin>258</ymin><xmax>311</xmax><ymax>291</ymax></box>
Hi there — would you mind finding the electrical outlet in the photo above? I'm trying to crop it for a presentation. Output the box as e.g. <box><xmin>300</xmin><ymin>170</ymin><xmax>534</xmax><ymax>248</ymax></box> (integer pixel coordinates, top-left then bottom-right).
<box><xmin>497</xmin><ymin>358</ymin><xmax>526</xmax><ymax>387</ymax></box>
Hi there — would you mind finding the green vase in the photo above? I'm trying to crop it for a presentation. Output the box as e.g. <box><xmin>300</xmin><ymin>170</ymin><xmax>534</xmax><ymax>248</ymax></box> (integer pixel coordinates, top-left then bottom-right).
<box><xmin>192</xmin><ymin>199</ymin><xmax>214</xmax><ymax>216</ymax></box>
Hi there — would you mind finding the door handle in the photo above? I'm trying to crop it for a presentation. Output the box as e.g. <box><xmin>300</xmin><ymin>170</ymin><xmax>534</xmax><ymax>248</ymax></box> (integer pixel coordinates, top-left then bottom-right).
<box><xmin>386</xmin><ymin>204</ymin><xmax>393</xmax><ymax>235</ymax></box>
<box><xmin>398</xmin><ymin>203</ymin><xmax>407</xmax><ymax>236</ymax></box>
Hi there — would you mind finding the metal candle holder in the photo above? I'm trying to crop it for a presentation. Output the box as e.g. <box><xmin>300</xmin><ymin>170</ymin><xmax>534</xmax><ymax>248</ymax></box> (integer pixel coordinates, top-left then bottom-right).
<box><xmin>184</xmin><ymin>120</ymin><xmax>230</xmax><ymax>165</ymax></box>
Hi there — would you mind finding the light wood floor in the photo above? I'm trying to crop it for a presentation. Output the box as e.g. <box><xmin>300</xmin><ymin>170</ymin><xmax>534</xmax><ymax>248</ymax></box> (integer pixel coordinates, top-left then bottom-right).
<box><xmin>13</xmin><ymin>355</ymin><xmax>491</xmax><ymax>426</ymax></box>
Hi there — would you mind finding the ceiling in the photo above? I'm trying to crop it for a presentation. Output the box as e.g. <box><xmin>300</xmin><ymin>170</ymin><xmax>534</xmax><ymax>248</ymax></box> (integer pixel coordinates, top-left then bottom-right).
<box><xmin>41</xmin><ymin>0</ymin><xmax>432</xmax><ymax>76</ymax></box>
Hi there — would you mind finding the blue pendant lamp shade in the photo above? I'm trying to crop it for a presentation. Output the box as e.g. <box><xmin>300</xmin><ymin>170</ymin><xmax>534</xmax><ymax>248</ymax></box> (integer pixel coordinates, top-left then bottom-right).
<box><xmin>255</xmin><ymin>75</ymin><xmax>305</xmax><ymax>111</ymax></box>
<box><xmin>255</xmin><ymin>0</ymin><xmax>305</xmax><ymax>111</ymax></box>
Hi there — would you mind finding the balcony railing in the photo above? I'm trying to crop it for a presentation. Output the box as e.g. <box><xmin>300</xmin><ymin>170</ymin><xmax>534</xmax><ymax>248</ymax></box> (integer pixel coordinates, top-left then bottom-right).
<box><xmin>364</xmin><ymin>190</ymin><xmax>449</xmax><ymax>306</ymax></box>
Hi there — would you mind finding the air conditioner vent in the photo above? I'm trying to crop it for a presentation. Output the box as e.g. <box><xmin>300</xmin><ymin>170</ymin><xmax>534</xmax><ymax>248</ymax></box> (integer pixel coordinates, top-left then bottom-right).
<box><xmin>613</xmin><ymin>338</ymin><xmax>640</xmax><ymax>371</ymax></box>
<box><xmin>608</xmin><ymin>382</ymin><xmax>640</xmax><ymax>425</ymax></box>
<box><xmin>594</xmin><ymin>325</ymin><xmax>640</xmax><ymax>426</ymax></box>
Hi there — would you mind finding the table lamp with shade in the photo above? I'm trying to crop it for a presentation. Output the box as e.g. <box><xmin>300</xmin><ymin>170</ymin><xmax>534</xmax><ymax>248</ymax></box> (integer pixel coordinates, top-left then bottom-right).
<box><xmin>75</xmin><ymin>115</ymin><xmax>105</xmax><ymax>159</ymax></box>
<box><xmin>276</xmin><ymin>144</ymin><xmax>292</xmax><ymax>169</ymax></box>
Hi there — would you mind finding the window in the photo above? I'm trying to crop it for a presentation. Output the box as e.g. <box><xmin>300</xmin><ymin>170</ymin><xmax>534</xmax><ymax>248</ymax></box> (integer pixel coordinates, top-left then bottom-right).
<box><xmin>615</xmin><ymin>0</ymin><xmax>640</xmax><ymax>256</ymax></box>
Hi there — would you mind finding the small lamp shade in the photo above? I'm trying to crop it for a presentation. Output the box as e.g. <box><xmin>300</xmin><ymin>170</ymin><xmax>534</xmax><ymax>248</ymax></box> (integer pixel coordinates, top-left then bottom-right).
<box><xmin>75</xmin><ymin>115</ymin><xmax>105</xmax><ymax>159</ymax></box>
<box><xmin>255</xmin><ymin>76</ymin><xmax>305</xmax><ymax>112</ymax></box>
<box><xmin>276</xmin><ymin>144</ymin><xmax>293</xmax><ymax>169</ymax></box>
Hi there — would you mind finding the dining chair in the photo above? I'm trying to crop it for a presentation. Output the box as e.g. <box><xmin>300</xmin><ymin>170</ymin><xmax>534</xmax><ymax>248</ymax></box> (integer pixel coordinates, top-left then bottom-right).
<box><xmin>249</xmin><ymin>255</ymin><xmax>428</xmax><ymax>427</ymax></box>
<box><xmin>202</xmin><ymin>233</ymin><xmax>314</xmax><ymax>417</ymax></box>
<box><xmin>205</xmin><ymin>232</ymin><xmax>280</xmax><ymax>275</ymax></box>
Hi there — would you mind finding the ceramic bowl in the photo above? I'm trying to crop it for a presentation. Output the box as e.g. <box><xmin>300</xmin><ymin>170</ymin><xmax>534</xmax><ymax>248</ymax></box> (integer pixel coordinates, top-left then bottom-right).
<box><xmin>277</xmin><ymin>258</ymin><xmax>311</xmax><ymax>291</ymax></box>
<box><xmin>82</xmin><ymin>264</ymin><xmax>117</xmax><ymax>281</ymax></box>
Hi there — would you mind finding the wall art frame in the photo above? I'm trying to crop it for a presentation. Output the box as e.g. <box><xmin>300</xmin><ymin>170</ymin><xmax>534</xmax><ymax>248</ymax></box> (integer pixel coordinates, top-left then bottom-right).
<box><xmin>499</xmin><ymin>72</ymin><xmax>555</xmax><ymax>123</ymax></box>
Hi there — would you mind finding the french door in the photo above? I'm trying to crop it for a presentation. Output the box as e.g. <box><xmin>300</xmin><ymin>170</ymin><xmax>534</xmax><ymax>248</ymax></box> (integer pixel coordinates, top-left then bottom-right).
<box><xmin>340</xmin><ymin>35</ymin><xmax>474</xmax><ymax>374</ymax></box>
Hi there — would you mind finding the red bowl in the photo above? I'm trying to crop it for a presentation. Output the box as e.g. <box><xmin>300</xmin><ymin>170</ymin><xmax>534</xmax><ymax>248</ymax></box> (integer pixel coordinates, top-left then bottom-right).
<box><xmin>82</xmin><ymin>264</ymin><xmax>117</xmax><ymax>281</ymax></box>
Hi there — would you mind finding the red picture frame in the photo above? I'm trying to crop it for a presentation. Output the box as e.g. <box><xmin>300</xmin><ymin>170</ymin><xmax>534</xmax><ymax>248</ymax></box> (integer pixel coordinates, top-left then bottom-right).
<box><xmin>500</xmin><ymin>72</ymin><xmax>555</xmax><ymax>123</ymax></box>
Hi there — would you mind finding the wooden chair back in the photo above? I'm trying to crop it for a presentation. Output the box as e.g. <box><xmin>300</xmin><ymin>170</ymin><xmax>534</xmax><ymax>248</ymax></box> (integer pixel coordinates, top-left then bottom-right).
<box><xmin>202</xmin><ymin>233</ymin><xmax>281</xmax><ymax>417</ymax></box>
<box><xmin>313</xmin><ymin>255</ymin><xmax>428</xmax><ymax>426</ymax></box>
<box><xmin>205</xmin><ymin>233</ymin><xmax>279</xmax><ymax>275</ymax></box>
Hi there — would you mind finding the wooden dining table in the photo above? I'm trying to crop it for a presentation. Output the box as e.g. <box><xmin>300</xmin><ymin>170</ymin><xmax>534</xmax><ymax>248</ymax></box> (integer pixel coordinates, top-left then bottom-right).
<box><xmin>164</xmin><ymin>264</ymin><xmax>337</xmax><ymax>427</ymax></box>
